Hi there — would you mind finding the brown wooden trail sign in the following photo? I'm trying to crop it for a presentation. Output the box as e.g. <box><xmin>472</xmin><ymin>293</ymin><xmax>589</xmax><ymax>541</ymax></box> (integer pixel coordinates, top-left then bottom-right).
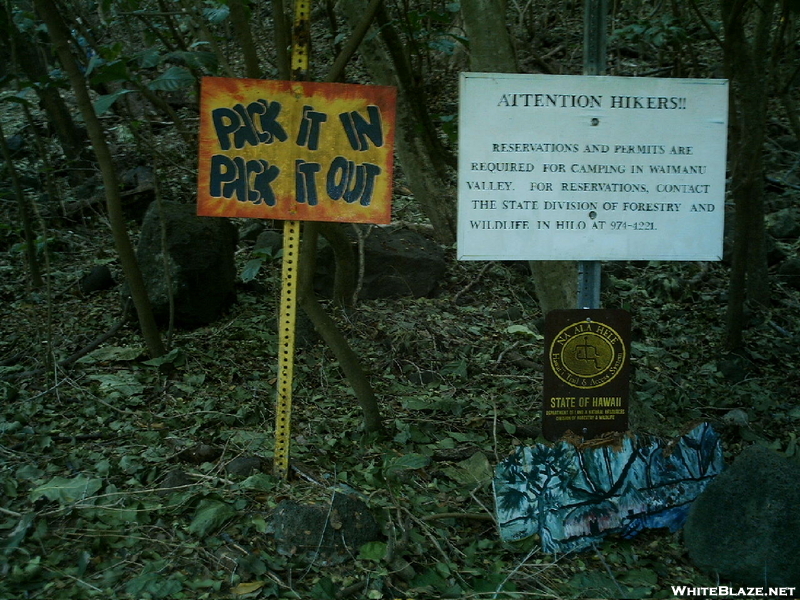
<box><xmin>543</xmin><ymin>308</ymin><xmax>631</xmax><ymax>441</ymax></box>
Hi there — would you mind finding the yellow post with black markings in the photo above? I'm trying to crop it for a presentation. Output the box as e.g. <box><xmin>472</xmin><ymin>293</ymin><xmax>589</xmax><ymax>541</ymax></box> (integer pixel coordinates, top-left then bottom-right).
<box><xmin>274</xmin><ymin>0</ymin><xmax>312</xmax><ymax>480</ymax></box>
<box><xmin>274</xmin><ymin>220</ymin><xmax>300</xmax><ymax>479</ymax></box>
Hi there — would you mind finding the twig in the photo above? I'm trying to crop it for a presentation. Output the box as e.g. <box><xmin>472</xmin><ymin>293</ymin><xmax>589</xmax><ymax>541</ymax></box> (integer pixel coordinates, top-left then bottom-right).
<box><xmin>495</xmin><ymin>340</ymin><xmax>520</xmax><ymax>368</ymax></box>
<box><xmin>687</xmin><ymin>0</ymin><xmax>723</xmax><ymax>48</ymax></box>
<box><xmin>468</xmin><ymin>487</ymin><xmax>498</xmax><ymax>527</ymax></box>
<box><xmin>0</xmin><ymin>506</ymin><xmax>23</xmax><ymax>518</ymax></box>
<box><xmin>42</xmin><ymin>564</ymin><xmax>102</xmax><ymax>593</ymax></box>
<box><xmin>187</xmin><ymin>472</ymin><xmax>236</xmax><ymax>486</ymax></box>
<box><xmin>453</xmin><ymin>262</ymin><xmax>493</xmax><ymax>304</ymax></box>
<box><xmin>591</xmin><ymin>541</ymin><xmax>626</xmax><ymax>597</ymax></box>
<box><xmin>399</xmin><ymin>505</ymin><xmax>469</xmax><ymax>588</ymax></box>
<box><xmin>492</xmin><ymin>544</ymin><xmax>538</xmax><ymax>599</ymax></box>
<box><xmin>420</xmin><ymin>512</ymin><xmax>494</xmax><ymax>522</ymax></box>
<box><xmin>492</xmin><ymin>399</ymin><xmax>500</xmax><ymax>463</ymax></box>
<box><xmin>301</xmin><ymin>487</ymin><xmax>339</xmax><ymax>578</ymax></box>
<box><xmin>3</xmin><ymin>317</ymin><xmax>127</xmax><ymax>381</ymax></box>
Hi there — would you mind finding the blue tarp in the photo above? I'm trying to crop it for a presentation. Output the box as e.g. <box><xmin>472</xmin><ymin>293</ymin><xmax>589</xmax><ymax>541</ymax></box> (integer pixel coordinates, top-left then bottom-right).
<box><xmin>493</xmin><ymin>422</ymin><xmax>725</xmax><ymax>553</ymax></box>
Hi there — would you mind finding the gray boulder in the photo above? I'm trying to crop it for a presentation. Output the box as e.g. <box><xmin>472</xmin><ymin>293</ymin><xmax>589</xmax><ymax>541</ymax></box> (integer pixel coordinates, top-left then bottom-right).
<box><xmin>766</xmin><ymin>208</ymin><xmax>800</xmax><ymax>240</ymax></box>
<box><xmin>316</xmin><ymin>225</ymin><xmax>446</xmax><ymax>300</ymax></box>
<box><xmin>683</xmin><ymin>444</ymin><xmax>800</xmax><ymax>587</ymax></box>
<box><xmin>136</xmin><ymin>201</ymin><xmax>237</xmax><ymax>327</ymax></box>
<box><xmin>271</xmin><ymin>493</ymin><xmax>382</xmax><ymax>565</ymax></box>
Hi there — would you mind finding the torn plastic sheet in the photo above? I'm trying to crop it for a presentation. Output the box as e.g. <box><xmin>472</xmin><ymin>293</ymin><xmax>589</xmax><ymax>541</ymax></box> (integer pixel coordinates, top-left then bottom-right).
<box><xmin>493</xmin><ymin>422</ymin><xmax>724</xmax><ymax>553</ymax></box>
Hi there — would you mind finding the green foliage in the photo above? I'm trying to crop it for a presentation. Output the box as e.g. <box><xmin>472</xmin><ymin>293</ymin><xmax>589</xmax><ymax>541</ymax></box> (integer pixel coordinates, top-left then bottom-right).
<box><xmin>30</xmin><ymin>475</ymin><xmax>103</xmax><ymax>504</ymax></box>
<box><xmin>1</xmin><ymin>0</ymin><xmax>799</xmax><ymax>598</ymax></box>
<box><xmin>611</xmin><ymin>15</ymin><xmax>687</xmax><ymax>50</ymax></box>
<box><xmin>187</xmin><ymin>498</ymin><xmax>236</xmax><ymax>537</ymax></box>
<box><xmin>241</xmin><ymin>245</ymin><xmax>282</xmax><ymax>283</ymax></box>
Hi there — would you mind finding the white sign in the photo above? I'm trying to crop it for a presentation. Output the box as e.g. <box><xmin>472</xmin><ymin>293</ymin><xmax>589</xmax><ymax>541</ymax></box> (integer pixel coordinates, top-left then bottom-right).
<box><xmin>457</xmin><ymin>74</ymin><xmax>728</xmax><ymax>261</ymax></box>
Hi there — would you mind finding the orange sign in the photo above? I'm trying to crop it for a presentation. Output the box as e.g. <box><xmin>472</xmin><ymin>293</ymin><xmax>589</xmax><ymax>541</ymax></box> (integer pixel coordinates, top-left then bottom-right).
<box><xmin>197</xmin><ymin>77</ymin><xmax>396</xmax><ymax>223</ymax></box>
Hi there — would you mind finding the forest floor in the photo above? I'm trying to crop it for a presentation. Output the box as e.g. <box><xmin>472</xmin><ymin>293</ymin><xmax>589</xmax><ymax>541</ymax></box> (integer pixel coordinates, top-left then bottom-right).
<box><xmin>1</xmin><ymin>174</ymin><xmax>799</xmax><ymax>598</ymax></box>
<box><xmin>2</xmin><ymin>3</ymin><xmax>800</xmax><ymax>598</ymax></box>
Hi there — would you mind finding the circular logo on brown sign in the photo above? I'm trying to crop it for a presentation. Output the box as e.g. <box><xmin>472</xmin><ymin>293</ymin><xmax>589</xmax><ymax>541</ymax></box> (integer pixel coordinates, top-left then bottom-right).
<box><xmin>549</xmin><ymin>319</ymin><xmax>626</xmax><ymax>389</ymax></box>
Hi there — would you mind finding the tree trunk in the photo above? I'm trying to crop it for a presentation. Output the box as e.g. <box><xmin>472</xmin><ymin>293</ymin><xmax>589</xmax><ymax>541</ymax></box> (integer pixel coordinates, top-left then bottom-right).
<box><xmin>298</xmin><ymin>223</ymin><xmax>384</xmax><ymax>434</ymax></box>
<box><xmin>461</xmin><ymin>0</ymin><xmax>578</xmax><ymax>316</ymax></box>
<box><xmin>229</xmin><ymin>0</ymin><xmax>261</xmax><ymax>78</ymax></box>
<box><xmin>337</xmin><ymin>0</ymin><xmax>458</xmax><ymax>245</ymax></box>
<box><xmin>0</xmin><ymin>119</ymin><xmax>43</xmax><ymax>290</ymax></box>
<box><xmin>285</xmin><ymin>0</ymin><xmax>385</xmax><ymax>434</ymax></box>
<box><xmin>1</xmin><ymin>7</ymin><xmax>89</xmax><ymax>175</ymax></box>
<box><xmin>34</xmin><ymin>0</ymin><xmax>165</xmax><ymax>359</ymax></box>
<box><xmin>722</xmin><ymin>0</ymin><xmax>775</xmax><ymax>349</ymax></box>
<box><xmin>272</xmin><ymin>0</ymin><xmax>291</xmax><ymax>80</ymax></box>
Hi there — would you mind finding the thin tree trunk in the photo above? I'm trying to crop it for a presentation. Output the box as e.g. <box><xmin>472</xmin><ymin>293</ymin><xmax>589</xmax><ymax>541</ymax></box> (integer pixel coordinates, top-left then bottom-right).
<box><xmin>1</xmin><ymin>5</ymin><xmax>89</xmax><ymax>175</ymax></box>
<box><xmin>34</xmin><ymin>0</ymin><xmax>165</xmax><ymax>358</ymax></box>
<box><xmin>0</xmin><ymin>119</ymin><xmax>43</xmax><ymax>290</ymax></box>
<box><xmin>286</xmin><ymin>0</ymin><xmax>384</xmax><ymax>433</ymax></box>
<box><xmin>229</xmin><ymin>0</ymin><xmax>261</xmax><ymax>78</ymax></box>
<box><xmin>461</xmin><ymin>0</ymin><xmax>578</xmax><ymax>315</ymax></box>
<box><xmin>722</xmin><ymin>0</ymin><xmax>775</xmax><ymax>349</ymax></box>
<box><xmin>299</xmin><ymin>223</ymin><xmax>383</xmax><ymax>434</ymax></box>
<box><xmin>272</xmin><ymin>0</ymin><xmax>291</xmax><ymax>80</ymax></box>
<box><xmin>338</xmin><ymin>0</ymin><xmax>458</xmax><ymax>245</ymax></box>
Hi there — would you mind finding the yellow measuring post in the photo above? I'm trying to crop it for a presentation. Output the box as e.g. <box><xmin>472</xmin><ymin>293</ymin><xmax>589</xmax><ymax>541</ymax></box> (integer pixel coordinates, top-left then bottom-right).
<box><xmin>273</xmin><ymin>0</ymin><xmax>312</xmax><ymax>480</ymax></box>
<box><xmin>274</xmin><ymin>220</ymin><xmax>300</xmax><ymax>479</ymax></box>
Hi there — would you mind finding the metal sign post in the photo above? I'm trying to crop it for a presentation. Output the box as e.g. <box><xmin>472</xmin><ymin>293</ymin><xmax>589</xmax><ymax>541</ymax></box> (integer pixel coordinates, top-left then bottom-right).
<box><xmin>579</xmin><ymin>0</ymin><xmax>607</xmax><ymax>309</ymax></box>
<box><xmin>273</xmin><ymin>0</ymin><xmax>311</xmax><ymax>480</ymax></box>
<box><xmin>196</xmin><ymin>3</ymin><xmax>396</xmax><ymax>479</ymax></box>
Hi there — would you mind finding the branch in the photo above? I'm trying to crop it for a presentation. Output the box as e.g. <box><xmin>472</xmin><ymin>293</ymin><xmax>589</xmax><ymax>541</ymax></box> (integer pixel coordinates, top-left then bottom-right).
<box><xmin>325</xmin><ymin>0</ymin><xmax>383</xmax><ymax>83</ymax></box>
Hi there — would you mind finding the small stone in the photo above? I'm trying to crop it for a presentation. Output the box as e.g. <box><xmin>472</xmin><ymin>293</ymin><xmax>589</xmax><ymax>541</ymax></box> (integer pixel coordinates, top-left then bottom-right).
<box><xmin>271</xmin><ymin>493</ymin><xmax>382</xmax><ymax>565</ymax></box>
<box><xmin>224</xmin><ymin>456</ymin><xmax>263</xmax><ymax>477</ymax></box>
<box><xmin>158</xmin><ymin>469</ymin><xmax>194</xmax><ymax>496</ymax></box>
<box><xmin>254</xmin><ymin>230</ymin><xmax>283</xmax><ymax>255</ymax></box>
<box><xmin>79</xmin><ymin>265</ymin><xmax>115</xmax><ymax>294</ymax></box>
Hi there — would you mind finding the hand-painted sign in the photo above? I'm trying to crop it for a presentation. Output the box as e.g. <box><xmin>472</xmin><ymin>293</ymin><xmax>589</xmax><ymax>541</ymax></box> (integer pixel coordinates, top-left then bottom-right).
<box><xmin>198</xmin><ymin>77</ymin><xmax>396</xmax><ymax>223</ymax></box>
<box><xmin>543</xmin><ymin>309</ymin><xmax>631</xmax><ymax>441</ymax></box>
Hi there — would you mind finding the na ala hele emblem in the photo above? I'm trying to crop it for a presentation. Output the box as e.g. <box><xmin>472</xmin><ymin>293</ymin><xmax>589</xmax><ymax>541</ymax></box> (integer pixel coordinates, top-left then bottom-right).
<box><xmin>549</xmin><ymin>319</ymin><xmax>626</xmax><ymax>389</ymax></box>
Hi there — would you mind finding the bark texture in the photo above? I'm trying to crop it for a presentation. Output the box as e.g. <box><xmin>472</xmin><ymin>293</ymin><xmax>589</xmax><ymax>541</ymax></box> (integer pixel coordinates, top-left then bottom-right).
<box><xmin>34</xmin><ymin>0</ymin><xmax>165</xmax><ymax>358</ymax></box>
<box><xmin>461</xmin><ymin>0</ymin><xmax>578</xmax><ymax>315</ymax></box>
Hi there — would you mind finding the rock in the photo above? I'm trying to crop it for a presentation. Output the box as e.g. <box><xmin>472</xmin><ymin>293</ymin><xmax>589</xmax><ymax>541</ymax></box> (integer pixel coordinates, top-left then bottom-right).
<box><xmin>766</xmin><ymin>234</ymin><xmax>788</xmax><ymax>266</ymax></box>
<box><xmin>716</xmin><ymin>352</ymin><xmax>755</xmax><ymax>384</ymax></box>
<box><xmin>253</xmin><ymin>230</ymin><xmax>283</xmax><ymax>256</ymax></box>
<box><xmin>176</xmin><ymin>443</ymin><xmax>222</xmax><ymax>465</ymax></box>
<box><xmin>491</xmin><ymin>306</ymin><xmax>523</xmax><ymax>320</ymax></box>
<box><xmin>238</xmin><ymin>221</ymin><xmax>267</xmax><ymax>245</ymax></box>
<box><xmin>5</xmin><ymin>133</ymin><xmax>26</xmax><ymax>157</ymax></box>
<box><xmin>224</xmin><ymin>456</ymin><xmax>263</xmax><ymax>477</ymax></box>
<box><xmin>79</xmin><ymin>264</ymin><xmax>115</xmax><ymax>294</ymax></box>
<box><xmin>316</xmin><ymin>225</ymin><xmax>446</xmax><ymax>300</ymax></box>
<box><xmin>766</xmin><ymin>208</ymin><xmax>800</xmax><ymax>240</ymax></box>
<box><xmin>271</xmin><ymin>493</ymin><xmax>382</xmax><ymax>565</ymax></box>
<box><xmin>684</xmin><ymin>445</ymin><xmax>800</xmax><ymax>587</ymax></box>
<box><xmin>777</xmin><ymin>258</ymin><xmax>800</xmax><ymax>291</ymax></box>
<box><xmin>120</xmin><ymin>166</ymin><xmax>156</xmax><ymax>222</ymax></box>
<box><xmin>135</xmin><ymin>201</ymin><xmax>237</xmax><ymax>327</ymax></box>
<box><xmin>157</xmin><ymin>469</ymin><xmax>195</xmax><ymax>496</ymax></box>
